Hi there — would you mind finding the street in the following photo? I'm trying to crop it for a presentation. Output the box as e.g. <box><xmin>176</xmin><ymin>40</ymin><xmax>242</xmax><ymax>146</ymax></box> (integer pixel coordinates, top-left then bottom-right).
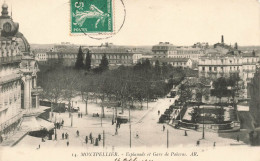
<box><xmin>16</xmin><ymin>96</ymin><xmax>242</xmax><ymax>149</ymax></box>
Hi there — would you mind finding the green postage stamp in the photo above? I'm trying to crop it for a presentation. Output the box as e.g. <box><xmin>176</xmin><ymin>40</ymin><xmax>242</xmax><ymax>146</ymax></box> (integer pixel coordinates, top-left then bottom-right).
<box><xmin>70</xmin><ymin>0</ymin><xmax>113</xmax><ymax>34</ymax></box>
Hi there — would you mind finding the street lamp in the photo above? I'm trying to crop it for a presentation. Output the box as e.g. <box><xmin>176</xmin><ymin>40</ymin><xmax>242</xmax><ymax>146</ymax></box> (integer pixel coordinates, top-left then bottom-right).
<box><xmin>202</xmin><ymin>106</ymin><xmax>205</xmax><ymax>139</ymax></box>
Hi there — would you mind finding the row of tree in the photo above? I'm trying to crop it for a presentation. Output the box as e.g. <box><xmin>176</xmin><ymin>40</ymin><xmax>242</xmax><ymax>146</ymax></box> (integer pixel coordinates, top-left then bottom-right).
<box><xmin>39</xmin><ymin>59</ymin><xmax>188</xmax><ymax>118</ymax></box>
<box><xmin>74</xmin><ymin>46</ymin><xmax>109</xmax><ymax>73</ymax></box>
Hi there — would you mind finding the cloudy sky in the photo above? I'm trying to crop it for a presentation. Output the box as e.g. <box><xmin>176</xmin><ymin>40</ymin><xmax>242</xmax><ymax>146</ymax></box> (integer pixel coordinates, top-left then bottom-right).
<box><xmin>7</xmin><ymin>0</ymin><xmax>260</xmax><ymax>46</ymax></box>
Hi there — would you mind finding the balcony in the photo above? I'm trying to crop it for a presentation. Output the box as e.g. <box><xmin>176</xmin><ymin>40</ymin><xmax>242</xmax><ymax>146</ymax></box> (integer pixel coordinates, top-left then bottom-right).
<box><xmin>0</xmin><ymin>112</ymin><xmax>23</xmax><ymax>132</ymax></box>
<box><xmin>229</xmin><ymin>70</ymin><xmax>240</xmax><ymax>73</ymax></box>
<box><xmin>243</xmin><ymin>69</ymin><xmax>256</xmax><ymax>73</ymax></box>
<box><xmin>0</xmin><ymin>55</ymin><xmax>22</xmax><ymax>65</ymax></box>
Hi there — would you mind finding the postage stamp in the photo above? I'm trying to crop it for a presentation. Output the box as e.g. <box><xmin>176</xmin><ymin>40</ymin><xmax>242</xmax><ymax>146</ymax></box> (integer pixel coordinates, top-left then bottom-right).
<box><xmin>70</xmin><ymin>0</ymin><xmax>114</xmax><ymax>34</ymax></box>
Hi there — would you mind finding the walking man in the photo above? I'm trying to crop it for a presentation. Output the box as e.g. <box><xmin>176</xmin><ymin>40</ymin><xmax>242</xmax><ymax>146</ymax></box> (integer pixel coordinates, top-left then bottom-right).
<box><xmin>196</xmin><ymin>140</ymin><xmax>200</xmax><ymax>146</ymax></box>
<box><xmin>62</xmin><ymin>133</ymin><xmax>64</xmax><ymax>139</ymax></box>
<box><xmin>163</xmin><ymin>125</ymin><xmax>165</xmax><ymax>131</ymax></box>
<box><xmin>237</xmin><ymin>135</ymin><xmax>240</xmax><ymax>142</ymax></box>
<box><xmin>185</xmin><ymin>130</ymin><xmax>188</xmax><ymax>136</ymax></box>
<box><xmin>90</xmin><ymin>132</ymin><xmax>92</xmax><ymax>140</ymax></box>
<box><xmin>85</xmin><ymin>136</ymin><xmax>88</xmax><ymax>144</ymax></box>
<box><xmin>76</xmin><ymin>130</ymin><xmax>79</xmax><ymax>137</ymax></box>
<box><xmin>98</xmin><ymin>134</ymin><xmax>101</xmax><ymax>141</ymax></box>
<box><xmin>67</xmin><ymin>141</ymin><xmax>69</xmax><ymax>146</ymax></box>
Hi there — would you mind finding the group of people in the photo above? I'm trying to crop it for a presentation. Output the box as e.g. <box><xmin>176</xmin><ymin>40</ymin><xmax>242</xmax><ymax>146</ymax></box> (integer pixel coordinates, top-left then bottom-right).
<box><xmin>85</xmin><ymin>132</ymin><xmax>102</xmax><ymax>146</ymax></box>
<box><xmin>55</xmin><ymin>120</ymin><xmax>64</xmax><ymax>129</ymax></box>
<box><xmin>78</xmin><ymin>112</ymin><xmax>83</xmax><ymax>118</ymax></box>
<box><xmin>61</xmin><ymin>132</ymin><xmax>69</xmax><ymax>140</ymax></box>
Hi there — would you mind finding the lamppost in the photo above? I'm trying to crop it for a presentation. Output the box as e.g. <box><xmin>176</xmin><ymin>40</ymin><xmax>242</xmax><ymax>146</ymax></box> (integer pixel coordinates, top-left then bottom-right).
<box><xmin>129</xmin><ymin>97</ymin><xmax>133</xmax><ymax>148</ymax></box>
<box><xmin>202</xmin><ymin>106</ymin><xmax>205</xmax><ymax>139</ymax></box>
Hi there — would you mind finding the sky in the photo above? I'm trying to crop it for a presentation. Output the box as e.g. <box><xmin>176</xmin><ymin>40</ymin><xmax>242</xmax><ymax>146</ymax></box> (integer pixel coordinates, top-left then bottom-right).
<box><xmin>6</xmin><ymin>0</ymin><xmax>260</xmax><ymax>46</ymax></box>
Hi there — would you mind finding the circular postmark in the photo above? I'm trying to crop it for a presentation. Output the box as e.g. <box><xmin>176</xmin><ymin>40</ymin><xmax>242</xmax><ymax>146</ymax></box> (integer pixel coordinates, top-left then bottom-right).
<box><xmin>70</xmin><ymin>0</ymin><xmax>126</xmax><ymax>40</ymax></box>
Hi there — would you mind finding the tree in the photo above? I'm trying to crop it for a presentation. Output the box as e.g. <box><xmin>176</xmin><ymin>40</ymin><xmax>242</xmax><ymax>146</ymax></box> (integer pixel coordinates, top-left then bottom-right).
<box><xmin>75</xmin><ymin>46</ymin><xmax>84</xmax><ymax>70</ymax></box>
<box><xmin>78</xmin><ymin>73</ymin><xmax>96</xmax><ymax>115</ymax></box>
<box><xmin>40</xmin><ymin>68</ymin><xmax>64</xmax><ymax>120</ymax></box>
<box><xmin>99</xmin><ymin>54</ymin><xmax>109</xmax><ymax>71</ymax></box>
<box><xmin>211</xmin><ymin>77</ymin><xmax>229</xmax><ymax>103</ymax></box>
<box><xmin>61</xmin><ymin>69</ymin><xmax>80</xmax><ymax>123</ymax></box>
<box><xmin>234</xmin><ymin>42</ymin><xmax>238</xmax><ymax>49</ymax></box>
<box><xmin>85</xmin><ymin>50</ymin><xmax>91</xmax><ymax>71</ymax></box>
<box><xmin>154</xmin><ymin>60</ymin><xmax>161</xmax><ymax>75</ymax></box>
<box><xmin>249</xmin><ymin>70</ymin><xmax>260</xmax><ymax>124</ymax></box>
<box><xmin>178</xmin><ymin>83</ymin><xmax>193</xmax><ymax>105</ymax></box>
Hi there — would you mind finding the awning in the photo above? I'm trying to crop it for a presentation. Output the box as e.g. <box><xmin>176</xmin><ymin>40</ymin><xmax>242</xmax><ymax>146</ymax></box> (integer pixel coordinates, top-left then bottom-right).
<box><xmin>21</xmin><ymin>116</ymin><xmax>54</xmax><ymax>132</ymax></box>
<box><xmin>36</xmin><ymin>118</ymin><xmax>55</xmax><ymax>131</ymax></box>
<box><xmin>21</xmin><ymin>116</ymin><xmax>42</xmax><ymax>131</ymax></box>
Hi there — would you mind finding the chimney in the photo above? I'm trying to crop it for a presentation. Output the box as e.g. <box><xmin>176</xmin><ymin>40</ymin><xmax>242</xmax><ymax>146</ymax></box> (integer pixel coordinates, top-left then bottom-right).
<box><xmin>221</xmin><ymin>35</ymin><xmax>224</xmax><ymax>44</ymax></box>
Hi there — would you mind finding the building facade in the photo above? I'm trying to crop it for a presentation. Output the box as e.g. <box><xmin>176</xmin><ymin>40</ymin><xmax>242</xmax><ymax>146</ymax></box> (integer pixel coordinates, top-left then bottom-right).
<box><xmin>0</xmin><ymin>3</ymin><xmax>41</xmax><ymax>139</ymax></box>
<box><xmin>152</xmin><ymin>42</ymin><xmax>205</xmax><ymax>63</ymax></box>
<box><xmin>198</xmin><ymin>52</ymin><xmax>259</xmax><ymax>98</ymax></box>
<box><xmin>150</xmin><ymin>58</ymin><xmax>193</xmax><ymax>68</ymax></box>
<box><xmin>90</xmin><ymin>48</ymin><xmax>142</xmax><ymax>67</ymax></box>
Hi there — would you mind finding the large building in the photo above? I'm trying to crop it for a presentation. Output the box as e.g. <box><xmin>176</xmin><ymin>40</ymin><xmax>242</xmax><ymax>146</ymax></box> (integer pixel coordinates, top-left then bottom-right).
<box><xmin>0</xmin><ymin>3</ymin><xmax>41</xmax><ymax>142</ymax></box>
<box><xmin>150</xmin><ymin>57</ymin><xmax>193</xmax><ymax>68</ymax></box>
<box><xmin>89</xmin><ymin>48</ymin><xmax>142</xmax><ymax>67</ymax></box>
<box><xmin>151</xmin><ymin>42</ymin><xmax>205</xmax><ymax>63</ymax></box>
<box><xmin>41</xmin><ymin>44</ymin><xmax>143</xmax><ymax>68</ymax></box>
<box><xmin>198</xmin><ymin>52</ymin><xmax>259</xmax><ymax>98</ymax></box>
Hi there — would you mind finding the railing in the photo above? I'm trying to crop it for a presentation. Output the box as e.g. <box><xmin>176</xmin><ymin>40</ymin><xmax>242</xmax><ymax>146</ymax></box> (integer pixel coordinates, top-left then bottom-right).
<box><xmin>243</xmin><ymin>69</ymin><xmax>256</xmax><ymax>73</ymax></box>
<box><xmin>0</xmin><ymin>55</ymin><xmax>22</xmax><ymax>65</ymax></box>
<box><xmin>0</xmin><ymin>112</ymin><xmax>23</xmax><ymax>133</ymax></box>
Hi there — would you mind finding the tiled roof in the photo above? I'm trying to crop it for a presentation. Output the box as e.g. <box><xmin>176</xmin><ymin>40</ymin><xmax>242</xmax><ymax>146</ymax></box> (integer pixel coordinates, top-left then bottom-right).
<box><xmin>151</xmin><ymin>57</ymin><xmax>190</xmax><ymax>62</ymax></box>
<box><xmin>89</xmin><ymin>48</ymin><xmax>134</xmax><ymax>54</ymax></box>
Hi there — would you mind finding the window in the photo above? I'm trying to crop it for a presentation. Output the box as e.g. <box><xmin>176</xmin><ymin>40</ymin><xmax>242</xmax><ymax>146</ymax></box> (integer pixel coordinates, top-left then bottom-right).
<box><xmin>202</xmin><ymin>67</ymin><xmax>205</xmax><ymax>71</ymax></box>
<box><xmin>214</xmin><ymin>67</ymin><xmax>217</xmax><ymax>71</ymax></box>
<box><xmin>209</xmin><ymin>67</ymin><xmax>212</xmax><ymax>71</ymax></box>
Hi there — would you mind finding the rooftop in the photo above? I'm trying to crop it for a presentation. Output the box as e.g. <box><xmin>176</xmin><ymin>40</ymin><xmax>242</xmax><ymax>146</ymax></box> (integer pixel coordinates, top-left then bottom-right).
<box><xmin>151</xmin><ymin>57</ymin><xmax>190</xmax><ymax>62</ymax></box>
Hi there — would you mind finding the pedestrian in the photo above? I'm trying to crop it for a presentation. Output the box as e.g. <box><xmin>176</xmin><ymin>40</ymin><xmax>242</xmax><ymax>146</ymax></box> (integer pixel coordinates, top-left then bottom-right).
<box><xmin>67</xmin><ymin>141</ymin><xmax>69</xmax><ymax>146</ymax></box>
<box><xmin>98</xmin><ymin>134</ymin><xmax>101</xmax><ymax>141</ymax></box>
<box><xmin>85</xmin><ymin>136</ymin><xmax>88</xmax><ymax>143</ymax></box>
<box><xmin>213</xmin><ymin>142</ymin><xmax>216</xmax><ymax>147</ymax></box>
<box><xmin>65</xmin><ymin>133</ymin><xmax>68</xmax><ymax>139</ymax></box>
<box><xmin>163</xmin><ymin>125</ymin><xmax>165</xmax><ymax>131</ymax></box>
<box><xmin>237</xmin><ymin>135</ymin><xmax>240</xmax><ymax>142</ymax></box>
<box><xmin>185</xmin><ymin>130</ymin><xmax>188</xmax><ymax>136</ymax></box>
<box><xmin>90</xmin><ymin>133</ymin><xmax>92</xmax><ymax>140</ymax></box>
<box><xmin>55</xmin><ymin>133</ymin><xmax>57</xmax><ymax>140</ymax></box>
<box><xmin>158</xmin><ymin>110</ymin><xmax>160</xmax><ymax>115</ymax></box>
<box><xmin>196</xmin><ymin>140</ymin><xmax>200</xmax><ymax>146</ymax></box>
<box><xmin>42</xmin><ymin>137</ymin><xmax>45</xmax><ymax>142</ymax></box>
<box><xmin>95</xmin><ymin>138</ymin><xmax>99</xmax><ymax>146</ymax></box>
<box><xmin>38</xmin><ymin>144</ymin><xmax>40</xmax><ymax>149</ymax></box>
<box><xmin>76</xmin><ymin>130</ymin><xmax>79</xmax><ymax>136</ymax></box>
<box><xmin>112</xmin><ymin>119</ymin><xmax>114</xmax><ymax>125</ymax></box>
<box><xmin>62</xmin><ymin>133</ymin><xmax>64</xmax><ymax>139</ymax></box>
<box><xmin>78</xmin><ymin>113</ymin><xmax>80</xmax><ymax>118</ymax></box>
<box><xmin>115</xmin><ymin>127</ymin><xmax>118</xmax><ymax>135</ymax></box>
<box><xmin>81</xmin><ymin>113</ymin><xmax>83</xmax><ymax>118</ymax></box>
